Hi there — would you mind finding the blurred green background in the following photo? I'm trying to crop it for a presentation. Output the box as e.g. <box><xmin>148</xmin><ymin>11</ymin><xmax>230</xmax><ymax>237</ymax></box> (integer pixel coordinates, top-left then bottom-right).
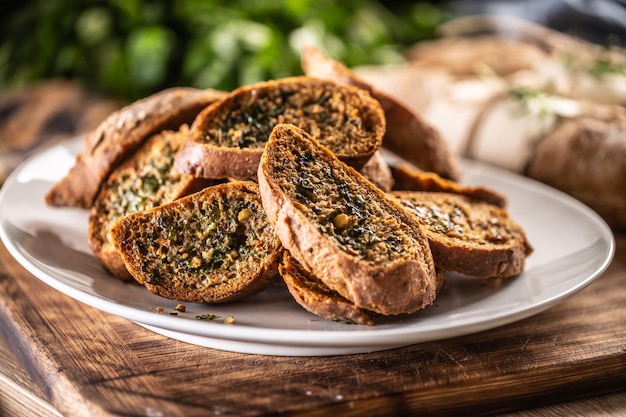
<box><xmin>0</xmin><ymin>0</ymin><xmax>452</xmax><ymax>102</ymax></box>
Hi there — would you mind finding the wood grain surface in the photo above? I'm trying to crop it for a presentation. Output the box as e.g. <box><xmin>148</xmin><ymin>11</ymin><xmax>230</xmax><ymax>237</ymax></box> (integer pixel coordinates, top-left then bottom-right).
<box><xmin>0</xmin><ymin>335</ymin><xmax>62</xmax><ymax>417</ymax></box>
<box><xmin>0</xmin><ymin>232</ymin><xmax>625</xmax><ymax>417</ymax></box>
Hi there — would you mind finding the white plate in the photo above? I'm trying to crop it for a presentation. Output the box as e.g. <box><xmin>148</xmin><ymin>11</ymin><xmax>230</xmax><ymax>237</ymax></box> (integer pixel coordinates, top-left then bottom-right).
<box><xmin>0</xmin><ymin>137</ymin><xmax>615</xmax><ymax>356</ymax></box>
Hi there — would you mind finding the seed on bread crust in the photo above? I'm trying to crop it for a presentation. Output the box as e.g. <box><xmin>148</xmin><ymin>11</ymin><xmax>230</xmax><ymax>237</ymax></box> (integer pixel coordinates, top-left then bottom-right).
<box><xmin>174</xmin><ymin>76</ymin><xmax>385</xmax><ymax>180</ymax></box>
<box><xmin>258</xmin><ymin>123</ymin><xmax>437</xmax><ymax>316</ymax></box>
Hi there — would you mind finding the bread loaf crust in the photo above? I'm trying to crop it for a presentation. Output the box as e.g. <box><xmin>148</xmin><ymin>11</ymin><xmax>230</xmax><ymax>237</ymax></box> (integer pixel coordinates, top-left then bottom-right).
<box><xmin>526</xmin><ymin>117</ymin><xmax>626</xmax><ymax>229</ymax></box>
<box><xmin>301</xmin><ymin>46</ymin><xmax>460</xmax><ymax>180</ymax></box>
<box><xmin>174</xmin><ymin>76</ymin><xmax>385</xmax><ymax>180</ymax></box>
<box><xmin>111</xmin><ymin>181</ymin><xmax>283</xmax><ymax>302</ymax></box>
<box><xmin>258</xmin><ymin>124</ymin><xmax>437</xmax><ymax>315</ymax></box>
<box><xmin>45</xmin><ymin>87</ymin><xmax>224</xmax><ymax>208</ymax></box>
<box><xmin>392</xmin><ymin>191</ymin><xmax>532</xmax><ymax>278</ymax></box>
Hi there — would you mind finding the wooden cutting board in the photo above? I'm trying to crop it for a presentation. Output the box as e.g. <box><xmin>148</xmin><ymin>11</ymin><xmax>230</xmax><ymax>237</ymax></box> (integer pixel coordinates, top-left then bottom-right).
<box><xmin>0</xmin><ymin>233</ymin><xmax>625</xmax><ymax>417</ymax></box>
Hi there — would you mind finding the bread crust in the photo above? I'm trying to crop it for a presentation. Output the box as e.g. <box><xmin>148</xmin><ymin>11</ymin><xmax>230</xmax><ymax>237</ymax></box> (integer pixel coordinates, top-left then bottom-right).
<box><xmin>392</xmin><ymin>191</ymin><xmax>532</xmax><ymax>278</ymax></box>
<box><xmin>111</xmin><ymin>181</ymin><xmax>283</xmax><ymax>302</ymax></box>
<box><xmin>391</xmin><ymin>163</ymin><xmax>507</xmax><ymax>208</ymax></box>
<box><xmin>45</xmin><ymin>87</ymin><xmax>225</xmax><ymax>208</ymax></box>
<box><xmin>359</xmin><ymin>150</ymin><xmax>394</xmax><ymax>192</ymax></box>
<box><xmin>174</xmin><ymin>76</ymin><xmax>385</xmax><ymax>180</ymax></box>
<box><xmin>176</xmin><ymin>142</ymin><xmax>262</xmax><ymax>180</ymax></box>
<box><xmin>279</xmin><ymin>252</ymin><xmax>377</xmax><ymax>325</ymax></box>
<box><xmin>301</xmin><ymin>46</ymin><xmax>460</xmax><ymax>180</ymax></box>
<box><xmin>258</xmin><ymin>124</ymin><xmax>437</xmax><ymax>315</ymax></box>
<box><xmin>280</xmin><ymin>252</ymin><xmax>448</xmax><ymax>325</ymax></box>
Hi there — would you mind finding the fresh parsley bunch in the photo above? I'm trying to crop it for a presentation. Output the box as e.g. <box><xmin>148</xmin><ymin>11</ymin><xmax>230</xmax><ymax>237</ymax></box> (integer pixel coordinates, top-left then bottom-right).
<box><xmin>0</xmin><ymin>0</ymin><xmax>448</xmax><ymax>101</ymax></box>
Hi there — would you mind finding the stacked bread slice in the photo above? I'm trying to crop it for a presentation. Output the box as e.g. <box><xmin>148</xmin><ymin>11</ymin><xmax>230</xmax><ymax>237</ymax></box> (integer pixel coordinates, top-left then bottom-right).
<box><xmin>173</xmin><ymin>76</ymin><xmax>385</xmax><ymax>180</ymax></box>
<box><xmin>88</xmin><ymin>127</ymin><xmax>214</xmax><ymax>281</ymax></box>
<box><xmin>46</xmin><ymin>87</ymin><xmax>225</xmax><ymax>208</ymax></box>
<box><xmin>46</xmin><ymin>59</ymin><xmax>532</xmax><ymax>324</ymax></box>
<box><xmin>258</xmin><ymin>123</ymin><xmax>438</xmax><ymax>316</ymax></box>
<box><xmin>110</xmin><ymin>181</ymin><xmax>283</xmax><ymax>303</ymax></box>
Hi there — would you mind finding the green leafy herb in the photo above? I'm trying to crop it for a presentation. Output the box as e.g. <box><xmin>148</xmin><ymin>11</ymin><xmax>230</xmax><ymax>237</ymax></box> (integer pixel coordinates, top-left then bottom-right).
<box><xmin>195</xmin><ymin>313</ymin><xmax>221</xmax><ymax>321</ymax></box>
<box><xmin>0</xmin><ymin>1</ymin><xmax>451</xmax><ymax>101</ymax></box>
<box><xmin>507</xmin><ymin>86</ymin><xmax>552</xmax><ymax>120</ymax></box>
<box><xmin>508</xmin><ymin>86</ymin><xmax>542</xmax><ymax>102</ymax></box>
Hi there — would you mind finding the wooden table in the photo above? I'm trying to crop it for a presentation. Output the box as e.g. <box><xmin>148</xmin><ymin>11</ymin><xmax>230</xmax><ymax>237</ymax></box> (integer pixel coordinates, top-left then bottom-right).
<box><xmin>0</xmin><ymin>228</ymin><xmax>625</xmax><ymax>416</ymax></box>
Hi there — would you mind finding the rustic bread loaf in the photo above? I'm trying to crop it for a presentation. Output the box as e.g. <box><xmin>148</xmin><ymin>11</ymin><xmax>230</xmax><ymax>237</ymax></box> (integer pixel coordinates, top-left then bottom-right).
<box><xmin>391</xmin><ymin>163</ymin><xmax>507</xmax><ymax>208</ymax></box>
<box><xmin>526</xmin><ymin>117</ymin><xmax>626</xmax><ymax>229</ymax></box>
<box><xmin>88</xmin><ymin>127</ymin><xmax>213</xmax><ymax>281</ymax></box>
<box><xmin>406</xmin><ymin>35</ymin><xmax>549</xmax><ymax>77</ymax></box>
<box><xmin>45</xmin><ymin>87</ymin><xmax>224</xmax><ymax>208</ymax></box>
<box><xmin>258</xmin><ymin>123</ymin><xmax>437</xmax><ymax>316</ymax></box>
<box><xmin>111</xmin><ymin>181</ymin><xmax>283</xmax><ymax>303</ymax></box>
<box><xmin>301</xmin><ymin>46</ymin><xmax>460</xmax><ymax>180</ymax></box>
<box><xmin>391</xmin><ymin>191</ymin><xmax>532</xmax><ymax>278</ymax></box>
<box><xmin>279</xmin><ymin>252</ymin><xmax>377</xmax><ymax>325</ymax></box>
<box><xmin>174</xmin><ymin>76</ymin><xmax>385</xmax><ymax>180</ymax></box>
<box><xmin>351</xmin><ymin>17</ymin><xmax>626</xmax><ymax>230</ymax></box>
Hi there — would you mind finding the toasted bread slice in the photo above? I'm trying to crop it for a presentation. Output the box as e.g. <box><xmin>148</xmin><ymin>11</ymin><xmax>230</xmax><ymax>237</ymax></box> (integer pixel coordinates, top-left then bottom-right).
<box><xmin>88</xmin><ymin>127</ymin><xmax>213</xmax><ymax>281</ymax></box>
<box><xmin>280</xmin><ymin>252</ymin><xmax>448</xmax><ymax>325</ymax></box>
<box><xmin>45</xmin><ymin>87</ymin><xmax>224</xmax><ymax>208</ymax></box>
<box><xmin>301</xmin><ymin>46</ymin><xmax>460</xmax><ymax>180</ymax></box>
<box><xmin>111</xmin><ymin>181</ymin><xmax>283</xmax><ymax>303</ymax></box>
<box><xmin>174</xmin><ymin>76</ymin><xmax>385</xmax><ymax>180</ymax></box>
<box><xmin>279</xmin><ymin>252</ymin><xmax>377</xmax><ymax>325</ymax></box>
<box><xmin>258</xmin><ymin>123</ymin><xmax>437</xmax><ymax>315</ymax></box>
<box><xmin>391</xmin><ymin>163</ymin><xmax>507</xmax><ymax>208</ymax></box>
<box><xmin>391</xmin><ymin>191</ymin><xmax>532</xmax><ymax>278</ymax></box>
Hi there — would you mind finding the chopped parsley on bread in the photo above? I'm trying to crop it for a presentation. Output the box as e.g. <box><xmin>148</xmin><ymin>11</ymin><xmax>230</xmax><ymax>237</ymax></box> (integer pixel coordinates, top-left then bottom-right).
<box><xmin>174</xmin><ymin>76</ymin><xmax>386</xmax><ymax>180</ymax></box>
<box><xmin>111</xmin><ymin>181</ymin><xmax>283</xmax><ymax>303</ymax></box>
